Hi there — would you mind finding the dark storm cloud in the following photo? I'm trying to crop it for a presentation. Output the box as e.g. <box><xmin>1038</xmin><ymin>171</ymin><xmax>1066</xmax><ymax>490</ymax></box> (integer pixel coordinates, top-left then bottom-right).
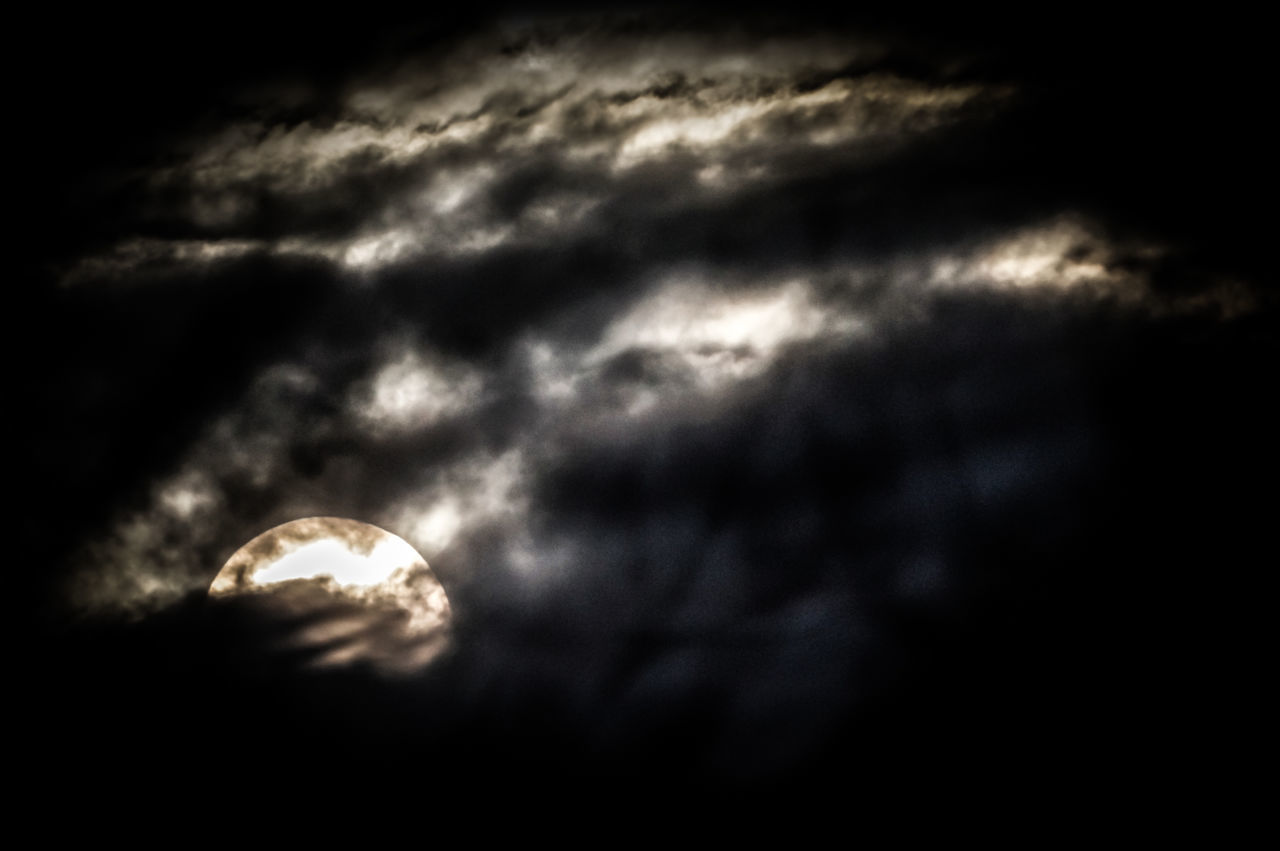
<box><xmin>22</xmin><ymin>7</ymin><xmax>1275</xmax><ymax>813</ymax></box>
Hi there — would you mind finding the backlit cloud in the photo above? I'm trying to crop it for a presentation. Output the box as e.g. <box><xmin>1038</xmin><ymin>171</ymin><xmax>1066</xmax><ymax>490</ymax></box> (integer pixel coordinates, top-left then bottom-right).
<box><xmin>29</xmin><ymin>9</ymin><xmax>1274</xmax><ymax>802</ymax></box>
<box><xmin>62</xmin><ymin>23</ymin><xmax>1010</xmax><ymax>284</ymax></box>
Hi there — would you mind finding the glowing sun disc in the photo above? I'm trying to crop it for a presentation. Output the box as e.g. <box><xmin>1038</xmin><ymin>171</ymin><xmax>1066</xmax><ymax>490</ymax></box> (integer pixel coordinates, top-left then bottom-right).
<box><xmin>210</xmin><ymin>516</ymin><xmax>452</xmax><ymax>671</ymax></box>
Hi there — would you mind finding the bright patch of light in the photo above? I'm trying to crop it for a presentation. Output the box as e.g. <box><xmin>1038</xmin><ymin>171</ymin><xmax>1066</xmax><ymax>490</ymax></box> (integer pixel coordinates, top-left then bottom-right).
<box><xmin>408</xmin><ymin>501</ymin><xmax>464</xmax><ymax>556</ymax></box>
<box><xmin>455</xmin><ymin>225</ymin><xmax>513</xmax><ymax>254</ymax></box>
<box><xmin>617</xmin><ymin>102</ymin><xmax>767</xmax><ymax>165</ymax></box>
<box><xmin>158</xmin><ymin>484</ymin><xmax>214</xmax><ymax>519</ymax></box>
<box><xmin>929</xmin><ymin>217</ymin><xmax>1141</xmax><ymax>294</ymax></box>
<box><xmin>353</xmin><ymin>349</ymin><xmax>482</xmax><ymax>432</ymax></box>
<box><xmin>343</xmin><ymin>228</ymin><xmax>418</xmax><ymax>270</ymax></box>
<box><xmin>525</xmin><ymin>339</ymin><xmax>579</xmax><ymax>404</ymax></box>
<box><xmin>252</xmin><ymin>536</ymin><xmax>422</xmax><ymax>589</ymax></box>
<box><xmin>394</xmin><ymin>449</ymin><xmax>527</xmax><ymax>557</ymax></box>
<box><xmin>427</xmin><ymin>165</ymin><xmax>497</xmax><ymax>214</ymax></box>
<box><xmin>976</xmin><ymin>224</ymin><xmax>1107</xmax><ymax>287</ymax></box>
<box><xmin>593</xmin><ymin>278</ymin><xmax>863</xmax><ymax>389</ymax></box>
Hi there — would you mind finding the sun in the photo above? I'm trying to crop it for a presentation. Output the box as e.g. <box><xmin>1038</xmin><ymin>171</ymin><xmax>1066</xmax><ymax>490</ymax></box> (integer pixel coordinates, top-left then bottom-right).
<box><xmin>209</xmin><ymin>516</ymin><xmax>452</xmax><ymax>671</ymax></box>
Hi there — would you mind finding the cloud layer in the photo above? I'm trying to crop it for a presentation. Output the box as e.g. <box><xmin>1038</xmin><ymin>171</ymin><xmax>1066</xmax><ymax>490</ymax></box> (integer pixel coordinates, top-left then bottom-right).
<box><xmin>21</xmin><ymin>8</ymin><xmax>1275</xmax><ymax>816</ymax></box>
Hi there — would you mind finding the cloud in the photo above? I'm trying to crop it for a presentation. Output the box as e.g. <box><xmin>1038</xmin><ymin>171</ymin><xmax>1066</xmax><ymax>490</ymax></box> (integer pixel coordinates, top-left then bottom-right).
<box><xmin>348</xmin><ymin>343</ymin><xmax>486</xmax><ymax>434</ymax></box>
<box><xmin>25</xmin><ymin>8</ymin><xmax>1275</xmax><ymax>800</ymax></box>
<box><xmin>59</xmin><ymin>20</ymin><xmax>1010</xmax><ymax>286</ymax></box>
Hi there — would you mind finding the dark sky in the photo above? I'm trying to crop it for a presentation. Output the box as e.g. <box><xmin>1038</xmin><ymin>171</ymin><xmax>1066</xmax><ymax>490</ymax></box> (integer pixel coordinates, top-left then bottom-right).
<box><xmin>15</xmin><ymin>4</ymin><xmax>1275</xmax><ymax>829</ymax></box>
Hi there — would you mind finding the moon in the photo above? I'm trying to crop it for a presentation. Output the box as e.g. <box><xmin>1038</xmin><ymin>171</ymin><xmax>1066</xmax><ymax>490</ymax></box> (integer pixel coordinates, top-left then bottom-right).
<box><xmin>209</xmin><ymin>516</ymin><xmax>452</xmax><ymax>672</ymax></box>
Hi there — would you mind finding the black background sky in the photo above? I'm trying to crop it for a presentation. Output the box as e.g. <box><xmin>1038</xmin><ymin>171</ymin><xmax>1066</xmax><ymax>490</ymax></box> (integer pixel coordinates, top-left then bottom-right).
<box><xmin>13</xmin><ymin>4</ymin><xmax>1275</xmax><ymax>832</ymax></box>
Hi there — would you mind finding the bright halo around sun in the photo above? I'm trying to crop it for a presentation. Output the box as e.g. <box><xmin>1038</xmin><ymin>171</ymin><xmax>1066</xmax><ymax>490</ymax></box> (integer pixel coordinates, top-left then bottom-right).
<box><xmin>209</xmin><ymin>516</ymin><xmax>452</xmax><ymax>673</ymax></box>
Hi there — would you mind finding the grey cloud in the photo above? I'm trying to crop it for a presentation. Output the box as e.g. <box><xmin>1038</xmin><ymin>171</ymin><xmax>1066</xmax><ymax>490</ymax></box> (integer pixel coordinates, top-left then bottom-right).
<box><xmin>61</xmin><ymin>209</ymin><xmax>1243</xmax><ymax>624</ymax></box>
<box><xmin>62</xmin><ymin>22</ymin><xmax>1009</xmax><ymax>286</ymax></box>
<box><xmin>25</xmin><ymin>8</ymin><xmax>1275</xmax><ymax>813</ymax></box>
